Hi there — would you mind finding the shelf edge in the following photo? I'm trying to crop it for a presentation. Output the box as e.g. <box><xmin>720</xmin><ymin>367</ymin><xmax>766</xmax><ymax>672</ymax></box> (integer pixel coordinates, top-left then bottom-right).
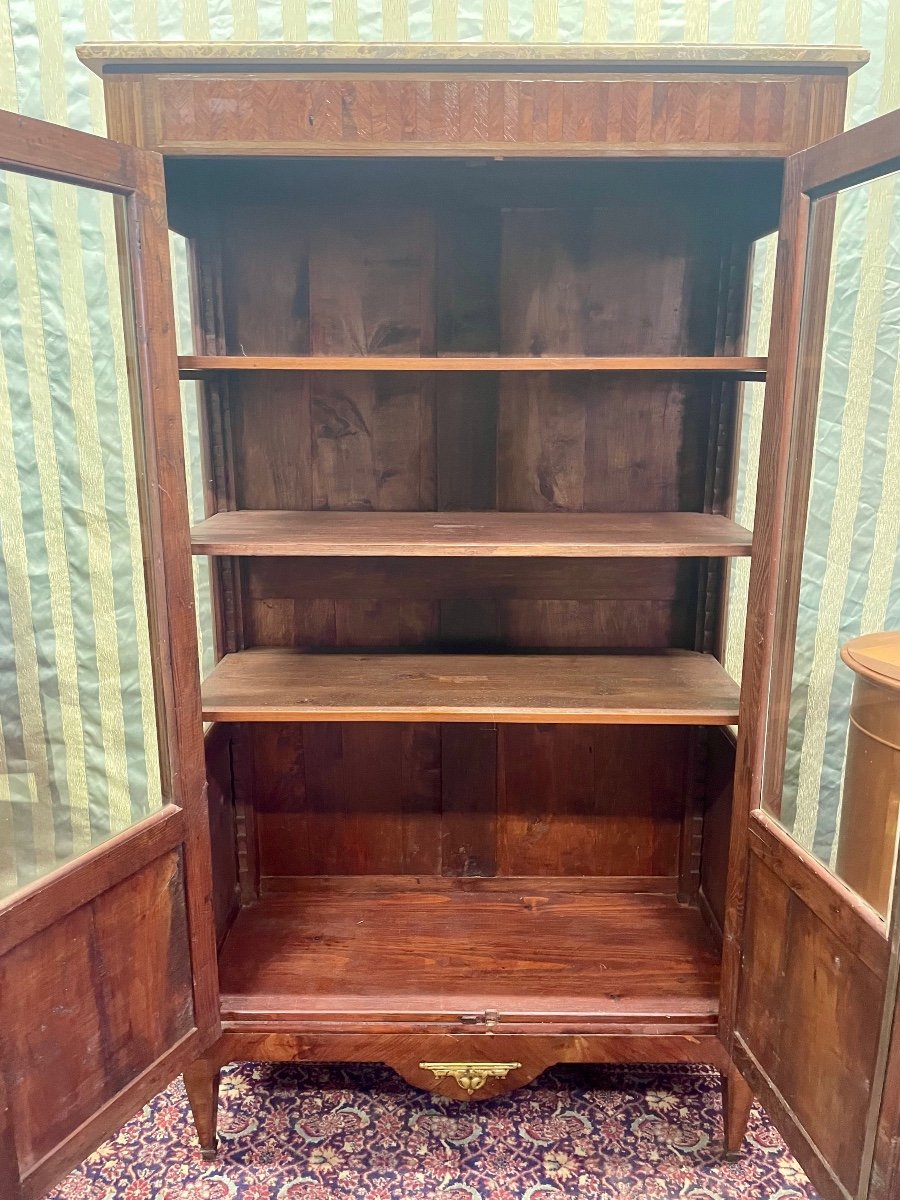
<box><xmin>179</xmin><ymin>354</ymin><xmax>768</xmax><ymax>380</ymax></box>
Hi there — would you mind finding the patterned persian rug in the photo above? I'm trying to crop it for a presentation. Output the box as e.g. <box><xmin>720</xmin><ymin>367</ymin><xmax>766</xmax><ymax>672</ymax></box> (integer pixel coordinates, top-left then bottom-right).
<box><xmin>49</xmin><ymin>1062</ymin><xmax>817</xmax><ymax>1199</ymax></box>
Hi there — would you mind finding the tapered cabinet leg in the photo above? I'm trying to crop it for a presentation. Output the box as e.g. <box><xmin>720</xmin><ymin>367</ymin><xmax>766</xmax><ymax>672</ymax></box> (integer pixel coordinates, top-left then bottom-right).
<box><xmin>721</xmin><ymin>1062</ymin><xmax>754</xmax><ymax>1160</ymax></box>
<box><xmin>184</xmin><ymin>1059</ymin><xmax>221</xmax><ymax>1161</ymax></box>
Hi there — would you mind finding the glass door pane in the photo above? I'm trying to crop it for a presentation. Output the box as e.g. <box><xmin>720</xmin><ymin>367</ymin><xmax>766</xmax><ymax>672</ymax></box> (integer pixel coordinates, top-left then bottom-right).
<box><xmin>761</xmin><ymin>170</ymin><xmax>900</xmax><ymax>918</ymax></box>
<box><xmin>0</xmin><ymin>169</ymin><xmax>163</xmax><ymax>899</ymax></box>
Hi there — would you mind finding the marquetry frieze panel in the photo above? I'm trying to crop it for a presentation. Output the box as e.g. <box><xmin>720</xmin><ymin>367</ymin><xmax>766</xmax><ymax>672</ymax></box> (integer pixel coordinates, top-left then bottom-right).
<box><xmin>117</xmin><ymin>72</ymin><xmax>847</xmax><ymax>157</ymax></box>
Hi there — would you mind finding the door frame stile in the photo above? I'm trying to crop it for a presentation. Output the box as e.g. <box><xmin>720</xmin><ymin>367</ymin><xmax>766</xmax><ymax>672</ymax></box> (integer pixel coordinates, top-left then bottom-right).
<box><xmin>865</xmin><ymin>900</ymin><xmax>900</xmax><ymax>1198</ymax></box>
<box><xmin>719</xmin><ymin>151</ymin><xmax>811</xmax><ymax>1050</ymax></box>
<box><xmin>869</xmin><ymin>960</ymin><xmax>900</xmax><ymax>1198</ymax></box>
<box><xmin>119</xmin><ymin>148</ymin><xmax>219</xmax><ymax>1039</ymax></box>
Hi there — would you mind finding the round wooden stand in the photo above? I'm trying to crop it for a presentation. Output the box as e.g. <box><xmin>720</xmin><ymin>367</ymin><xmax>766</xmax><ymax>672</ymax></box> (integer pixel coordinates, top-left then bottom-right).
<box><xmin>838</xmin><ymin>631</ymin><xmax>900</xmax><ymax>916</ymax></box>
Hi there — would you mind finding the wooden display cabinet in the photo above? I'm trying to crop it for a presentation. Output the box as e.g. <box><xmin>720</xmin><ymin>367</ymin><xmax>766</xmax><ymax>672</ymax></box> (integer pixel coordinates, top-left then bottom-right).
<box><xmin>1</xmin><ymin>42</ymin><xmax>899</xmax><ymax>1200</ymax></box>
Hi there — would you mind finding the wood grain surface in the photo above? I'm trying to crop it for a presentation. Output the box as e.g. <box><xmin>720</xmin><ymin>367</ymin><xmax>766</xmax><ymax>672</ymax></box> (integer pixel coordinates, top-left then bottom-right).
<box><xmin>190</xmin><ymin>510</ymin><xmax>753</xmax><ymax>558</ymax></box>
<box><xmin>179</xmin><ymin>354</ymin><xmax>767</xmax><ymax>377</ymax></box>
<box><xmin>0</xmin><ymin>853</ymin><xmax>194</xmax><ymax>1178</ymax></box>
<box><xmin>247</xmin><ymin>723</ymin><xmax>689</xmax><ymax>881</ymax></box>
<box><xmin>193</xmin><ymin>1028</ymin><xmax>727</xmax><ymax>1110</ymax></box>
<box><xmin>118</xmin><ymin>71</ymin><xmax>849</xmax><ymax>160</ymax></box>
<box><xmin>217</xmin><ymin>877</ymin><xmax>721</xmax><ymax>1025</ymax></box>
<box><xmin>201</xmin><ymin>648</ymin><xmax>740</xmax><ymax>723</ymax></box>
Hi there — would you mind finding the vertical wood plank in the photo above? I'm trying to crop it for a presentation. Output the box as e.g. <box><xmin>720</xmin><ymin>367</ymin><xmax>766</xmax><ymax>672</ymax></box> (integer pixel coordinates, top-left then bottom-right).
<box><xmin>441</xmin><ymin>724</ymin><xmax>498</xmax><ymax>877</ymax></box>
<box><xmin>126</xmin><ymin>156</ymin><xmax>219</xmax><ymax>1036</ymax></box>
<box><xmin>497</xmin><ymin>726</ymin><xmax>686</xmax><ymax>877</ymax></box>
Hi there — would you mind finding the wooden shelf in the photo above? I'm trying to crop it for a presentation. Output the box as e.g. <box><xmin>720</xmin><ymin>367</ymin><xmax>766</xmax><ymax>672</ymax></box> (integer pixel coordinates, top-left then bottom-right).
<box><xmin>191</xmin><ymin>510</ymin><xmax>754</xmax><ymax>558</ymax></box>
<box><xmin>179</xmin><ymin>354</ymin><xmax>767</xmax><ymax>380</ymax></box>
<box><xmin>201</xmin><ymin>649</ymin><xmax>740</xmax><ymax>724</ymax></box>
<box><xmin>218</xmin><ymin>877</ymin><xmax>721</xmax><ymax>1027</ymax></box>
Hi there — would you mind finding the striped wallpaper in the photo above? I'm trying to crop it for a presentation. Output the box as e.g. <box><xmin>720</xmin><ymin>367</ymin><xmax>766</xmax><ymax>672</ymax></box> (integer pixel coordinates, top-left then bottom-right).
<box><xmin>0</xmin><ymin>0</ymin><xmax>898</xmax><ymax>899</ymax></box>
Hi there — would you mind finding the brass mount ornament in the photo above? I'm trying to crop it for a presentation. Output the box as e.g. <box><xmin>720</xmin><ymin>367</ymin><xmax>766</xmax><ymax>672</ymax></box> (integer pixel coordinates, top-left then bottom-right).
<box><xmin>419</xmin><ymin>1061</ymin><xmax>522</xmax><ymax>1095</ymax></box>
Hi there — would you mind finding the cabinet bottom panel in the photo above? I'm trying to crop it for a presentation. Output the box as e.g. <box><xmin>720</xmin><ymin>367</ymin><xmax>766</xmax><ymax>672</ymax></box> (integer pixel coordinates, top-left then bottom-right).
<box><xmin>218</xmin><ymin>876</ymin><xmax>721</xmax><ymax>1029</ymax></box>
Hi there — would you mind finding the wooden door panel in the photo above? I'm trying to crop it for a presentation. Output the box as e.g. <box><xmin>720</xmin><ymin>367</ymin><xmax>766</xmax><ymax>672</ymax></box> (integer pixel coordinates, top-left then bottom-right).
<box><xmin>726</xmin><ymin>108</ymin><xmax>900</xmax><ymax>1200</ymax></box>
<box><xmin>0</xmin><ymin>110</ymin><xmax>217</xmax><ymax>1196</ymax></box>
<box><xmin>736</xmin><ymin>846</ymin><xmax>887</xmax><ymax>1196</ymax></box>
<box><xmin>0</xmin><ymin>850</ymin><xmax>193</xmax><ymax>1184</ymax></box>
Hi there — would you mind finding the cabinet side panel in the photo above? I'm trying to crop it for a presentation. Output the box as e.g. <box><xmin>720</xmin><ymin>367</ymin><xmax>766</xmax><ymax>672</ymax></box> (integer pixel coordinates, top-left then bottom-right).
<box><xmin>699</xmin><ymin>727</ymin><xmax>735</xmax><ymax>933</ymax></box>
<box><xmin>204</xmin><ymin>725</ymin><xmax>241</xmax><ymax>944</ymax></box>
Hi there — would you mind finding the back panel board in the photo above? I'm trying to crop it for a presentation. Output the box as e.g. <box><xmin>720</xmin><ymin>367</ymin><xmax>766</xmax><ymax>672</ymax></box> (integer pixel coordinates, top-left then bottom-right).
<box><xmin>173</xmin><ymin>159</ymin><xmax>781</xmax><ymax>888</ymax></box>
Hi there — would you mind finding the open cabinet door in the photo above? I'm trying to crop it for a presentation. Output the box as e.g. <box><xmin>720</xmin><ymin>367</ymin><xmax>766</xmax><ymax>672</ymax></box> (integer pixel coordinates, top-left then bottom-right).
<box><xmin>0</xmin><ymin>111</ymin><xmax>217</xmax><ymax>1197</ymax></box>
<box><xmin>722</xmin><ymin>109</ymin><xmax>900</xmax><ymax>1200</ymax></box>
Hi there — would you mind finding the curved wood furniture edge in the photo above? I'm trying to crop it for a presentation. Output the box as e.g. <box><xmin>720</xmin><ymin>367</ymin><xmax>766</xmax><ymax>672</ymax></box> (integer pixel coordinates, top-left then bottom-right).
<box><xmin>181</xmin><ymin>1032</ymin><xmax>749</xmax><ymax>1161</ymax></box>
<box><xmin>841</xmin><ymin>630</ymin><xmax>900</xmax><ymax>690</ymax></box>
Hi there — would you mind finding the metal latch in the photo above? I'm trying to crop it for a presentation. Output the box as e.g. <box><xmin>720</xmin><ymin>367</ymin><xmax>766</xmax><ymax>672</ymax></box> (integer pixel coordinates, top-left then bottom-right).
<box><xmin>457</xmin><ymin>1010</ymin><xmax>500</xmax><ymax>1027</ymax></box>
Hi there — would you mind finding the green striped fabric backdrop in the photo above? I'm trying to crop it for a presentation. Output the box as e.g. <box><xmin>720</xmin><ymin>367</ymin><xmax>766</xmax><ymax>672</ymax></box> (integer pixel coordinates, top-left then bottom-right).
<box><xmin>0</xmin><ymin>0</ymin><xmax>898</xmax><ymax>898</ymax></box>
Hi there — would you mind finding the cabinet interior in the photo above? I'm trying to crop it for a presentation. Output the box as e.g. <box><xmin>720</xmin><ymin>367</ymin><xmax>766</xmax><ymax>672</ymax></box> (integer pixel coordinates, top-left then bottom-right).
<box><xmin>169</xmin><ymin>155</ymin><xmax>783</xmax><ymax>1034</ymax></box>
